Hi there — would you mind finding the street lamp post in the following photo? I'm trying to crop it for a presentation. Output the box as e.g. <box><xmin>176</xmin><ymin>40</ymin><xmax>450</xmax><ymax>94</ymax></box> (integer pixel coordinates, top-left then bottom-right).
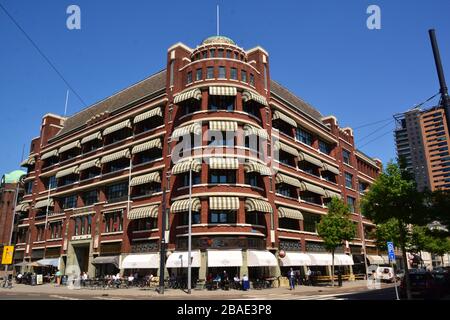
<box><xmin>187</xmin><ymin>167</ymin><xmax>192</xmax><ymax>294</ymax></box>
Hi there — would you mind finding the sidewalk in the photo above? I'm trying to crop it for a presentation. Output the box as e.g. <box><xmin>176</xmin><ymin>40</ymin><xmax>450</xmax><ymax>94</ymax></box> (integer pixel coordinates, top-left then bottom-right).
<box><xmin>0</xmin><ymin>280</ymin><xmax>390</xmax><ymax>299</ymax></box>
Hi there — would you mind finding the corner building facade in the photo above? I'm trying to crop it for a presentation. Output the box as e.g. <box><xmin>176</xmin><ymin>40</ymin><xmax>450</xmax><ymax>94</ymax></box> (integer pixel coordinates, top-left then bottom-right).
<box><xmin>17</xmin><ymin>36</ymin><xmax>382</xmax><ymax>281</ymax></box>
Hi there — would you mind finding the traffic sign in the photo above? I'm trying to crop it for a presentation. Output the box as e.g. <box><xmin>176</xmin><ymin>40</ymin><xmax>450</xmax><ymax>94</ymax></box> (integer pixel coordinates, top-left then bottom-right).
<box><xmin>387</xmin><ymin>242</ymin><xmax>396</xmax><ymax>262</ymax></box>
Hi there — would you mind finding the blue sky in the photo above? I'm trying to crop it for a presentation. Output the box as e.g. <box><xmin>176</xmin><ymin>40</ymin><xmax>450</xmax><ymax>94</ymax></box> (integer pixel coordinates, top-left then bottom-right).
<box><xmin>1</xmin><ymin>0</ymin><xmax>449</xmax><ymax>174</ymax></box>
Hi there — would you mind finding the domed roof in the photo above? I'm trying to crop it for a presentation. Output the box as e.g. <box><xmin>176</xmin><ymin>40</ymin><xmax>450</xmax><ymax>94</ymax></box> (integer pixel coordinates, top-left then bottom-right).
<box><xmin>202</xmin><ymin>35</ymin><xmax>236</xmax><ymax>45</ymax></box>
<box><xmin>1</xmin><ymin>170</ymin><xmax>26</xmax><ymax>184</ymax></box>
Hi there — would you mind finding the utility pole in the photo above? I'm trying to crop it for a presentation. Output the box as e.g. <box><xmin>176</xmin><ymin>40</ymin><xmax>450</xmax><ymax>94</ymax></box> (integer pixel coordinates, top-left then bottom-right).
<box><xmin>158</xmin><ymin>184</ymin><xmax>167</xmax><ymax>294</ymax></box>
<box><xmin>187</xmin><ymin>167</ymin><xmax>192</xmax><ymax>294</ymax></box>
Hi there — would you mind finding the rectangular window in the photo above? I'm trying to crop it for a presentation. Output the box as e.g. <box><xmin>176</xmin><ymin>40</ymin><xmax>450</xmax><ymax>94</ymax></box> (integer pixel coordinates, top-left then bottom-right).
<box><xmin>186</xmin><ymin>71</ymin><xmax>192</xmax><ymax>84</ymax></box>
<box><xmin>209</xmin><ymin>211</ymin><xmax>236</xmax><ymax>224</ymax></box>
<box><xmin>82</xmin><ymin>190</ymin><xmax>98</xmax><ymax>206</ymax></box>
<box><xmin>303</xmin><ymin>213</ymin><xmax>321</xmax><ymax>233</ymax></box>
<box><xmin>206</xmin><ymin>67</ymin><xmax>214</xmax><ymax>79</ymax></box>
<box><xmin>279</xmin><ymin>218</ymin><xmax>300</xmax><ymax>231</ymax></box>
<box><xmin>241</xmin><ymin>70</ymin><xmax>247</xmax><ymax>82</ymax></box>
<box><xmin>209</xmin><ymin>131</ymin><xmax>235</xmax><ymax>147</ymax></box>
<box><xmin>209</xmin><ymin>49</ymin><xmax>215</xmax><ymax>58</ymax></box>
<box><xmin>218</xmin><ymin>66</ymin><xmax>226</xmax><ymax>79</ymax></box>
<box><xmin>230</xmin><ymin>68</ymin><xmax>237</xmax><ymax>80</ymax></box>
<box><xmin>180</xmin><ymin>212</ymin><xmax>201</xmax><ymax>225</ymax></box>
<box><xmin>25</xmin><ymin>182</ymin><xmax>33</xmax><ymax>194</ymax></box>
<box><xmin>202</xmin><ymin>51</ymin><xmax>207</xmax><ymax>59</ymax></box>
<box><xmin>50</xmin><ymin>222</ymin><xmax>62</xmax><ymax>239</ymax></box>
<box><xmin>347</xmin><ymin>196</ymin><xmax>356</xmax><ymax>213</ymax></box>
<box><xmin>208</xmin><ymin>96</ymin><xmax>235</xmax><ymax>111</ymax></box>
<box><xmin>245</xmin><ymin>173</ymin><xmax>258</xmax><ymax>187</ymax></box>
<box><xmin>104</xmin><ymin>211</ymin><xmax>123</xmax><ymax>233</ymax></box>
<box><xmin>226</xmin><ymin>50</ymin><xmax>232</xmax><ymax>58</ymax></box>
<box><xmin>135</xmin><ymin>218</ymin><xmax>158</xmax><ymax>231</ymax></box>
<box><xmin>181</xmin><ymin>173</ymin><xmax>201</xmax><ymax>187</ymax></box>
<box><xmin>209</xmin><ymin>170</ymin><xmax>236</xmax><ymax>184</ymax></box>
<box><xmin>319</xmin><ymin>140</ymin><xmax>331</xmax><ymax>154</ymax></box>
<box><xmin>169</xmin><ymin>61</ymin><xmax>174</xmax><ymax>86</ymax></box>
<box><xmin>345</xmin><ymin>172</ymin><xmax>353</xmax><ymax>189</ymax></box>
<box><xmin>218</xmin><ymin>49</ymin><xmax>224</xmax><ymax>58</ymax></box>
<box><xmin>196</xmin><ymin>68</ymin><xmax>202</xmax><ymax>81</ymax></box>
<box><xmin>61</xmin><ymin>195</ymin><xmax>77</xmax><ymax>209</ymax></box>
<box><xmin>343</xmin><ymin>149</ymin><xmax>351</xmax><ymax>165</ymax></box>
<box><xmin>296</xmin><ymin>128</ymin><xmax>313</xmax><ymax>146</ymax></box>
<box><xmin>249</xmin><ymin>73</ymin><xmax>255</xmax><ymax>86</ymax></box>
<box><xmin>264</xmin><ymin>65</ymin><xmax>268</xmax><ymax>90</ymax></box>
<box><xmin>276</xmin><ymin>185</ymin><xmax>293</xmax><ymax>198</ymax></box>
<box><xmin>106</xmin><ymin>183</ymin><xmax>128</xmax><ymax>202</ymax></box>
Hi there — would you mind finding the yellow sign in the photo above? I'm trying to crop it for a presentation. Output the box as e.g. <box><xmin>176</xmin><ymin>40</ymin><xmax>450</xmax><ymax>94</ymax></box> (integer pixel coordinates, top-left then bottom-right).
<box><xmin>1</xmin><ymin>246</ymin><xmax>14</xmax><ymax>265</ymax></box>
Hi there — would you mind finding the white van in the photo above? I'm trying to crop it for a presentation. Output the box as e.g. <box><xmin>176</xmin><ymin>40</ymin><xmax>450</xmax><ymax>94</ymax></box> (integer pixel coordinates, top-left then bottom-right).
<box><xmin>368</xmin><ymin>266</ymin><xmax>396</xmax><ymax>283</ymax></box>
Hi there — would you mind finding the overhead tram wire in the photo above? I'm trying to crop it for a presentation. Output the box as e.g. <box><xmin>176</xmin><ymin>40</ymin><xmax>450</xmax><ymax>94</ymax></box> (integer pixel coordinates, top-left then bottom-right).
<box><xmin>359</xmin><ymin>128</ymin><xmax>394</xmax><ymax>148</ymax></box>
<box><xmin>0</xmin><ymin>2</ymin><xmax>86</xmax><ymax>107</ymax></box>
<box><xmin>356</xmin><ymin>120</ymin><xmax>395</xmax><ymax>143</ymax></box>
<box><xmin>353</xmin><ymin>118</ymin><xmax>393</xmax><ymax>130</ymax></box>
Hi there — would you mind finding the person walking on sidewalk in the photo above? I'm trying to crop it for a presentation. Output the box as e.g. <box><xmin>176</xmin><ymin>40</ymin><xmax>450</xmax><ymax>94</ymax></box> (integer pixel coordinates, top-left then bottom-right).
<box><xmin>288</xmin><ymin>268</ymin><xmax>296</xmax><ymax>290</ymax></box>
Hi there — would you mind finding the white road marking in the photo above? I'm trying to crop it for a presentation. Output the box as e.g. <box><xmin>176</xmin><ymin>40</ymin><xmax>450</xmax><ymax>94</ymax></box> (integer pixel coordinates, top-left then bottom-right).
<box><xmin>49</xmin><ymin>295</ymin><xmax>81</xmax><ymax>300</ymax></box>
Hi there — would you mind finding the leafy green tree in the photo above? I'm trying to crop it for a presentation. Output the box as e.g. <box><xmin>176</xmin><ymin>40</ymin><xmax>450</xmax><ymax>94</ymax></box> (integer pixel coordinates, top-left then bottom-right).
<box><xmin>408</xmin><ymin>226</ymin><xmax>429</xmax><ymax>268</ymax></box>
<box><xmin>424</xmin><ymin>230</ymin><xmax>450</xmax><ymax>266</ymax></box>
<box><xmin>317</xmin><ymin>197</ymin><xmax>356</xmax><ymax>287</ymax></box>
<box><xmin>428</xmin><ymin>190</ymin><xmax>450</xmax><ymax>233</ymax></box>
<box><xmin>361</xmin><ymin>162</ymin><xmax>428</xmax><ymax>299</ymax></box>
<box><xmin>370</xmin><ymin>218</ymin><xmax>401</xmax><ymax>252</ymax></box>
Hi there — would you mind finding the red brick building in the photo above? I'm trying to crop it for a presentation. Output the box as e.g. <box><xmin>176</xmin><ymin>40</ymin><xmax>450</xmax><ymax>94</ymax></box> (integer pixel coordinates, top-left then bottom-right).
<box><xmin>16</xmin><ymin>36</ymin><xmax>382</xmax><ymax>280</ymax></box>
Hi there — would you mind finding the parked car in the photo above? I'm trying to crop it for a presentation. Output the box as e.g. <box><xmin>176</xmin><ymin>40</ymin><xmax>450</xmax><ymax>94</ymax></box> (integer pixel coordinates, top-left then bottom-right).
<box><xmin>368</xmin><ymin>266</ymin><xmax>396</xmax><ymax>283</ymax></box>
<box><xmin>431</xmin><ymin>270</ymin><xmax>450</xmax><ymax>295</ymax></box>
<box><xmin>399</xmin><ymin>271</ymin><xmax>444</xmax><ymax>299</ymax></box>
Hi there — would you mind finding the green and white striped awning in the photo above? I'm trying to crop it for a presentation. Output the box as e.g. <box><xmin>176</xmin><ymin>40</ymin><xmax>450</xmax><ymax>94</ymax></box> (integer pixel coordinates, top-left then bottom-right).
<box><xmin>172</xmin><ymin>159</ymin><xmax>202</xmax><ymax>175</ymax></box>
<box><xmin>242</xmin><ymin>90</ymin><xmax>268</xmax><ymax>106</ymax></box>
<box><xmin>101</xmin><ymin>149</ymin><xmax>131</xmax><ymax>164</ymax></box>
<box><xmin>171</xmin><ymin>198</ymin><xmax>201</xmax><ymax>213</ymax></box>
<box><xmin>273</xmin><ymin>141</ymin><xmax>299</xmax><ymax>157</ymax></box>
<box><xmin>15</xmin><ymin>202</ymin><xmax>30</xmax><ymax>212</ymax></box>
<box><xmin>20</xmin><ymin>155</ymin><xmax>36</xmax><ymax>167</ymax></box>
<box><xmin>41</xmin><ymin>149</ymin><xmax>59</xmax><ymax>160</ymax></box>
<box><xmin>78</xmin><ymin>159</ymin><xmax>101</xmax><ymax>171</ymax></box>
<box><xmin>299</xmin><ymin>182</ymin><xmax>326</xmax><ymax>196</ymax></box>
<box><xmin>209</xmin><ymin>158</ymin><xmax>239</xmax><ymax>170</ymax></box>
<box><xmin>278</xmin><ymin>207</ymin><xmax>303</xmax><ymax>220</ymax></box>
<box><xmin>209</xmin><ymin>197</ymin><xmax>240</xmax><ymax>210</ymax></box>
<box><xmin>81</xmin><ymin>131</ymin><xmax>102</xmax><ymax>144</ymax></box>
<box><xmin>132</xmin><ymin>139</ymin><xmax>162</xmax><ymax>154</ymax></box>
<box><xmin>35</xmin><ymin>199</ymin><xmax>54</xmax><ymax>209</ymax></box>
<box><xmin>59</xmin><ymin>140</ymin><xmax>81</xmax><ymax>154</ymax></box>
<box><xmin>209</xmin><ymin>86</ymin><xmax>237</xmax><ymax>96</ymax></box>
<box><xmin>130</xmin><ymin>172</ymin><xmax>161</xmax><ymax>187</ymax></box>
<box><xmin>133</xmin><ymin>107</ymin><xmax>163</xmax><ymax>124</ymax></box>
<box><xmin>55</xmin><ymin>166</ymin><xmax>79</xmax><ymax>179</ymax></box>
<box><xmin>127</xmin><ymin>205</ymin><xmax>159</xmax><ymax>220</ymax></box>
<box><xmin>322</xmin><ymin>163</ymin><xmax>340</xmax><ymax>175</ymax></box>
<box><xmin>172</xmin><ymin>123</ymin><xmax>202</xmax><ymax>139</ymax></box>
<box><xmin>174</xmin><ymin>88</ymin><xmax>202</xmax><ymax>104</ymax></box>
<box><xmin>243</xmin><ymin>125</ymin><xmax>269</xmax><ymax>140</ymax></box>
<box><xmin>298</xmin><ymin>152</ymin><xmax>323</xmax><ymax>168</ymax></box>
<box><xmin>323</xmin><ymin>190</ymin><xmax>342</xmax><ymax>199</ymax></box>
<box><xmin>243</xmin><ymin>162</ymin><xmax>272</xmax><ymax>176</ymax></box>
<box><xmin>209</xmin><ymin>121</ymin><xmax>238</xmax><ymax>132</ymax></box>
<box><xmin>275</xmin><ymin>173</ymin><xmax>302</xmax><ymax>188</ymax></box>
<box><xmin>272</xmin><ymin>111</ymin><xmax>297</xmax><ymax>127</ymax></box>
<box><xmin>245</xmin><ymin>199</ymin><xmax>273</xmax><ymax>213</ymax></box>
<box><xmin>103</xmin><ymin>119</ymin><xmax>132</xmax><ymax>136</ymax></box>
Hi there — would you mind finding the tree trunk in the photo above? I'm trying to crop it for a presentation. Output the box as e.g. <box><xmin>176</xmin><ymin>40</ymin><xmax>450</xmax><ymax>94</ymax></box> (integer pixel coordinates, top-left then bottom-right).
<box><xmin>331</xmin><ymin>250</ymin><xmax>335</xmax><ymax>287</ymax></box>
<box><xmin>399</xmin><ymin>222</ymin><xmax>412</xmax><ymax>300</ymax></box>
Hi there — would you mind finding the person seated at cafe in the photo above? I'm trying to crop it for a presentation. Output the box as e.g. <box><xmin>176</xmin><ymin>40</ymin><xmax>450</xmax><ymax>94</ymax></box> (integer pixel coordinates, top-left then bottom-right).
<box><xmin>127</xmin><ymin>274</ymin><xmax>134</xmax><ymax>286</ymax></box>
<box><xmin>242</xmin><ymin>274</ymin><xmax>250</xmax><ymax>291</ymax></box>
<box><xmin>221</xmin><ymin>271</ymin><xmax>230</xmax><ymax>290</ymax></box>
<box><xmin>16</xmin><ymin>273</ymin><xmax>23</xmax><ymax>284</ymax></box>
<box><xmin>233</xmin><ymin>275</ymin><xmax>241</xmax><ymax>290</ymax></box>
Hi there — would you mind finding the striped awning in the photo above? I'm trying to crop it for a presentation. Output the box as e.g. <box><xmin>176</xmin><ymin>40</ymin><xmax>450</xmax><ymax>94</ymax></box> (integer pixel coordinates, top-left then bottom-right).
<box><xmin>101</xmin><ymin>149</ymin><xmax>131</xmax><ymax>164</ymax></box>
<box><xmin>174</xmin><ymin>88</ymin><xmax>202</xmax><ymax>104</ymax></box>
<box><xmin>299</xmin><ymin>182</ymin><xmax>326</xmax><ymax>196</ymax></box>
<box><xmin>275</xmin><ymin>173</ymin><xmax>302</xmax><ymax>188</ymax></box>
<box><xmin>133</xmin><ymin>107</ymin><xmax>163</xmax><ymax>124</ymax></box>
<box><xmin>15</xmin><ymin>202</ymin><xmax>30</xmax><ymax>212</ymax></box>
<box><xmin>35</xmin><ymin>199</ymin><xmax>54</xmax><ymax>209</ymax></box>
<box><xmin>243</xmin><ymin>125</ymin><xmax>269</xmax><ymax>140</ymax></box>
<box><xmin>245</xmin><ymin>199</ymin><xmax>273</xmax><ymax>213</ymax></box>
<box><xmin>298</xmin><ymin>152</ymin><xmax>323</xmax><ymax>167</ymax></box>
<box><xmin>41</xmin><ymin>149</ymin><xmax>59</xmax><ymax>160</ymax></box>
<box><xmin>243</xmin><ymin>162</ymin><xmax>272</xmax><ymax>176</ymax></box>
<box><xmin>103</xmin><ymin>119</ymin><xmax>132</xmax><ymax>136</ymax></box>
<box><xmin>130</xmin><ymin>172</ymin><xmax>161</xmax><ymax>186</ymax></box>
<box><xmin>274</xmin><ymin>141</ymin><xmax>299</xmax><ymax>157</ymax></box>
<box><xmin>172</xmin><ymin>123</ymin><xmax>202</xmax><ymax>139</ymax></box>
<box><xmin>323</xmin><ymin>190</ymin><xmax>342</xmax><ymax>199</ymax></box>
<box><xmin>58</xmin><ymin>140</ymin><xmax>81</xmax><ymax>154</ymax></box>
<box><xmin>172</xmin><ymin>159</ymin><xmax>202</xmax><ymax>175</ymax></box>
<box><xmin>78</xmin><ymin>159</ymin><xmax>101</xmax><ymax>171</ymax></box>
<box><xmin>209</xmin><ymin>86</ymin><xmax>237</xmax><ymax>96</ymax></box>
<box><xmin>278</xmin><ymin>207</ymin><xmax>304</xmax><ymax>220</ymax></box>
<box><xmin>209</xmin><ymin>197</ymin><xmax>240</xmax><ymax>210</ymax></box>
<box><xmin>55</xmin><ymin>166</ymin><xmax>79</xmax><ymax>179</ymax></box>
<box><xmin>20</xmin><ymin>155</ymin><xmax>36</xmax><ymax>167</ymax></box>
<box><xmin>209</xmin><ymin>158</ymin><xmax>239</xmax><ymax>170</ymax></box>
<box><xmin>209</xmin><ymin>121</ymin><xmax>238</xmax><ymax>132</ymax></box>
<box><xmin>127</xmin><ymin>205</ymin><xmax>159</xmax><ymax>220</ymax></box>
<box><xmin>322</xmin><ymin>163</ymin><xmax>340</xmax><ymax>175</ymax></box>
<box><xmin>81</xmin><ymin>131</ymin><xmax>102</xmax><ymax>144</ymax></box>
<box><xmin>242</xmin><ymin>90</ymin><xmax>268</xmax><ymax>106</ymax></box>
<box><xmin>132</xmin><ymin>139</ymin><xmax>162</xmax><ymax>154</ymax></box>
<box><xmin>171</xmin><ymin>198</ymin><xmax>201</xmax><ymax>213</ymax></box>
<box><xmin>273</xmin><ymin>111</ymin><xmax>297</xmax><ymax>127</ymax></box>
